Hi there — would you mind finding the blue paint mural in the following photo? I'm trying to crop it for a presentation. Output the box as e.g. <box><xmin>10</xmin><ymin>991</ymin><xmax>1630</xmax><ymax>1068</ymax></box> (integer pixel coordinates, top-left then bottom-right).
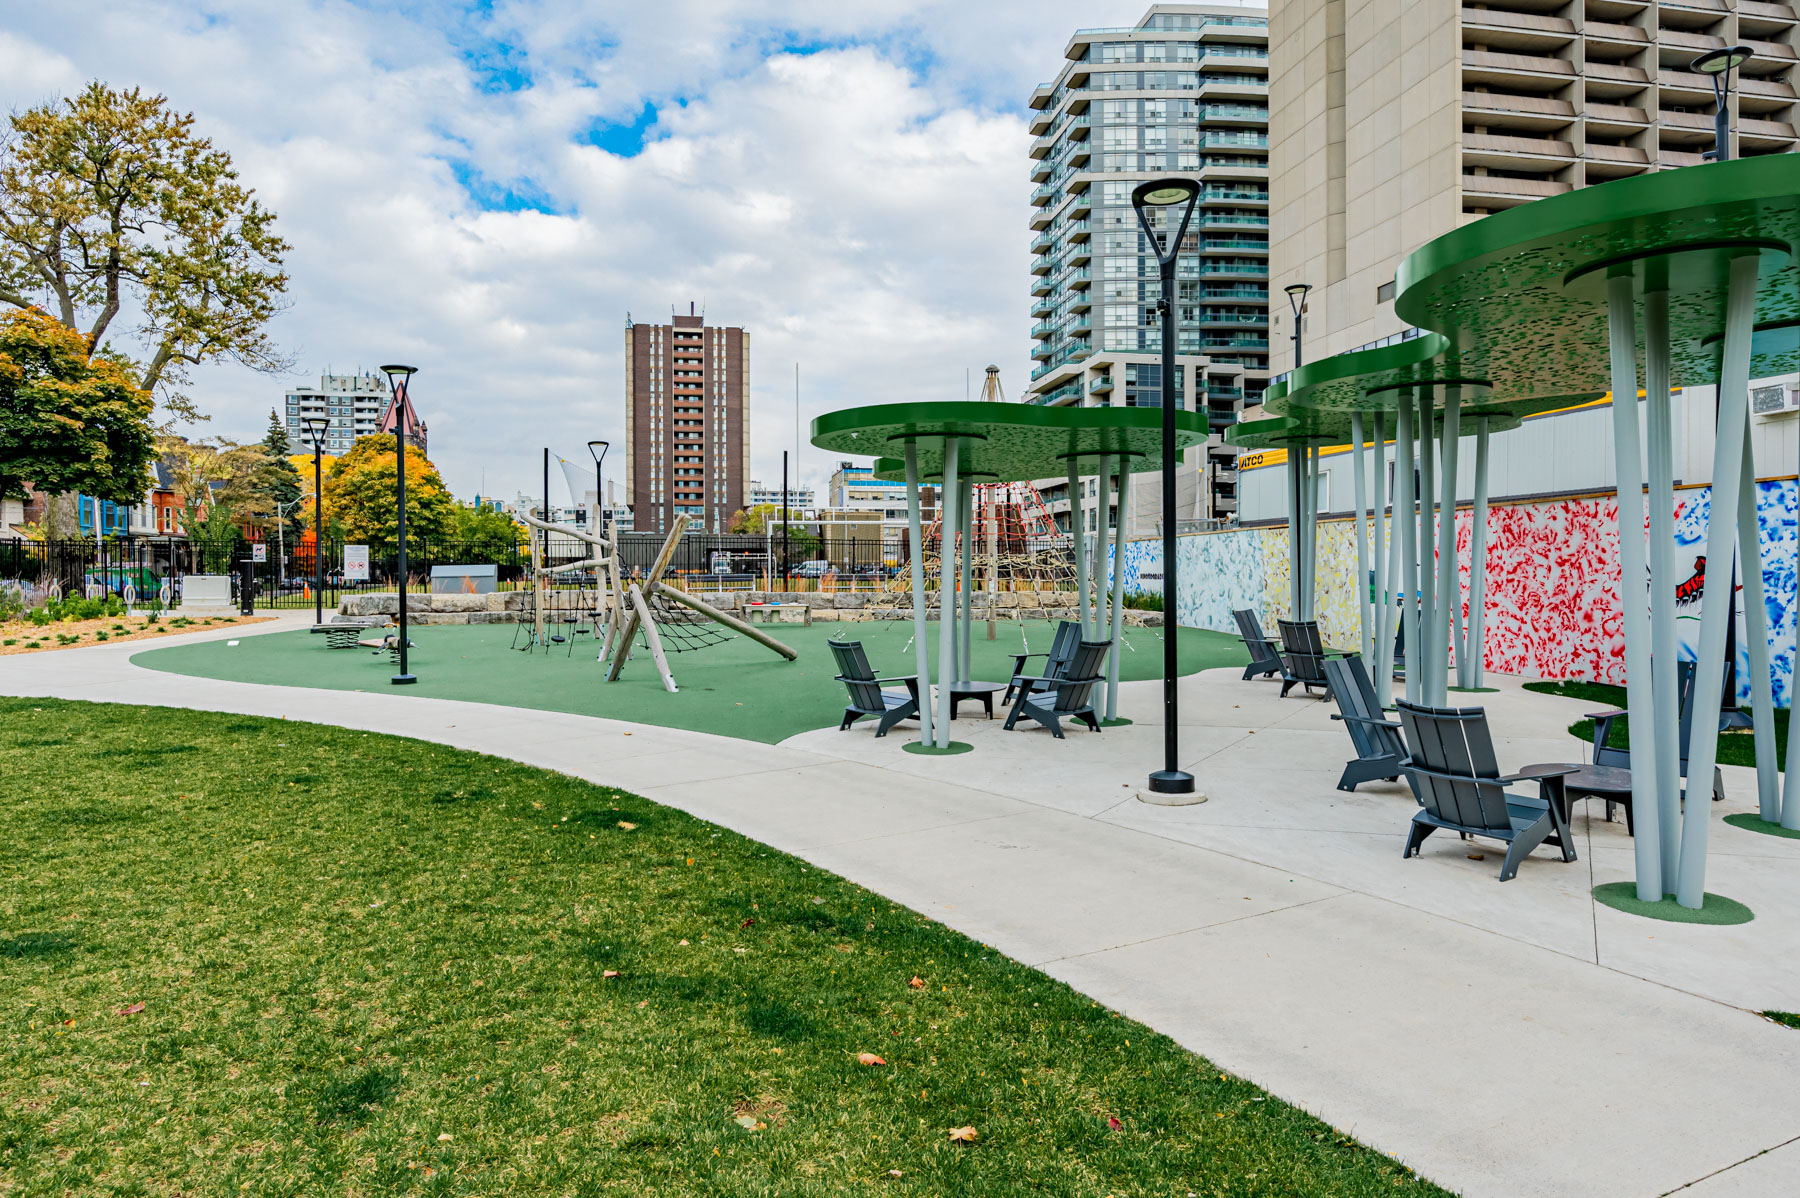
<box><xmin>1671</xmin><ymin>479</ymin><xmax>1798</xmax><ymax>708</ymax></box>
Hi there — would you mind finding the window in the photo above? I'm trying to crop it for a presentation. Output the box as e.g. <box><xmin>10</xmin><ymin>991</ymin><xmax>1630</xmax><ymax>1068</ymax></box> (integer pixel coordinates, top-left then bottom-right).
<box><xmin>1377</xmin><ymin>280</ymin><xmax>1396</xmax><ymax>303</ymax></box>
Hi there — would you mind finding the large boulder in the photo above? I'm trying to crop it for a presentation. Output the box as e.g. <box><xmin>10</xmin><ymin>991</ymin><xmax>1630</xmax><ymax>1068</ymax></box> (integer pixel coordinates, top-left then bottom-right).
<box><xmin>433</xmin><ymin>593</ymin><xmax>488</xmax><ymax>613</ymax></box>
<box><xmin>341</xmin><ymin>593</ymin><xmax>397</xmax><ymax>616</ymax></box>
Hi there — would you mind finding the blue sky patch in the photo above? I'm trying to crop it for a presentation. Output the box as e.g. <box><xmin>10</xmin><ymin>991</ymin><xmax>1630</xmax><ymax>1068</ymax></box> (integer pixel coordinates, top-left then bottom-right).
<box><xmin>586</xmin><ymin>103</ymin><xmax>660</xmax><ymax>158</ymax></box>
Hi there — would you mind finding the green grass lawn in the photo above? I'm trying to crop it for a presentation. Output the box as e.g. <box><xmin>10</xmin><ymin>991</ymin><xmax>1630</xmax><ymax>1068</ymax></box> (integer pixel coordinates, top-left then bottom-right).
<box><xmin>1521</xmin><ymin>678</ymin><xmax>1787</xmax><ymax>768</ymax></box>
<box><xmin>131</xmin><ymin>620</ymin><xmax>1249</xmax><ymax>744</ymax></box>
<box><xmin>0</xmin><ymin>699</ymin><xmax>1441</xmax><ymax>1197</ymax></box>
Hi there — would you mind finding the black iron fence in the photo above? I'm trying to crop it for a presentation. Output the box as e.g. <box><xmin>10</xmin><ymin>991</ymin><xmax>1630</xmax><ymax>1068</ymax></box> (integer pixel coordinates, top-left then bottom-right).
<box><xmin>0</xmin><ymin>533</ymin><xmax>947</xmax><ymax>610</ymax></box>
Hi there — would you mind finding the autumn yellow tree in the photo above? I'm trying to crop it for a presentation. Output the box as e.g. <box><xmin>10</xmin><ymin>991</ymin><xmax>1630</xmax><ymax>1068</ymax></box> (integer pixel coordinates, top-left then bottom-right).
<box><xmin>324</xmin><ymin>435</ymin><xmax>455</xmax><ymax>544</ymax></box>
<box><xmin>0</xmin><ymin>83</ymin><xmax>289</xmax><ymax>424</ymax></box>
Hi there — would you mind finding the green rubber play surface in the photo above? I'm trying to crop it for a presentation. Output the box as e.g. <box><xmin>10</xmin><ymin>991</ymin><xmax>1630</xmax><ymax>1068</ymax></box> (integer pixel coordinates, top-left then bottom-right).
<box><xmin>133</xmin><ymin>621</ymin><xmax>1245</xmax><ymax>745</ymax></box>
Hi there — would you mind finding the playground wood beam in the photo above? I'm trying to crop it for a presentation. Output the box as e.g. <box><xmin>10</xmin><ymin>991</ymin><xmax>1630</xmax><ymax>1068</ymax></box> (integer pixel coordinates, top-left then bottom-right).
<box><xmin>605</xmin><ymin>514</ymin><xmax>689</xmax><ymax>683</ymax></box>
<box><xmin>627</xmin><ymin>583</ymin><xmax>677</xmax><ymax>693</ymax></box>
<box><xmin>648</xmin><ymin>582</ymin><xmax>798</xmax><ymax>660</ymax></box>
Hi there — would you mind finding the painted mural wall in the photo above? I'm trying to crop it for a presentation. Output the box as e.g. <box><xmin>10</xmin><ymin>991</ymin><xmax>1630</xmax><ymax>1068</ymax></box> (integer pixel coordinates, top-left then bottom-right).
<box><xmin>1110</xmin><ymin>479</ymin><xmax>1798</xmax><ymax>706</ymax></box>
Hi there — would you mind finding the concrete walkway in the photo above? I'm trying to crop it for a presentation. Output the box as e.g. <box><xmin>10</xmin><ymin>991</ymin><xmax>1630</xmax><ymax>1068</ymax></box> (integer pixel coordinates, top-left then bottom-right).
<box><xmin>7</xmin><ymin>614</ymin><xmax>1800</xmax><ymax>1198</ymax></box>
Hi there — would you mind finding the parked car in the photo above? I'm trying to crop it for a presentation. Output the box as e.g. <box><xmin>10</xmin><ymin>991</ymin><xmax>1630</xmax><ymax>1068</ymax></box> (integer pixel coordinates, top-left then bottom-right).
<box><xmin>788</xmin><ymin>559</ymin><xmax>833</xmax><ymax>578</ymax></box>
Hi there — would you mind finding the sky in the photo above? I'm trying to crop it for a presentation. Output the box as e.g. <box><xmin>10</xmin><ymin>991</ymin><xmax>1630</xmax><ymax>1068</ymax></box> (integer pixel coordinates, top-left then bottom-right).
<box><xmin>0</xmin><ymin>0</ymin><xmax>1257</xmax><ymax>506</ymax></box>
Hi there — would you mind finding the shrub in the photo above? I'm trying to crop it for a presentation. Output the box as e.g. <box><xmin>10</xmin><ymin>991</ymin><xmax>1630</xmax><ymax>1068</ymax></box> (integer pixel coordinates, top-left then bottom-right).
<box><xmin>1122</xmin><ymin>590</ymin><xmax>1164</xmax><ymax>612</ymax></box>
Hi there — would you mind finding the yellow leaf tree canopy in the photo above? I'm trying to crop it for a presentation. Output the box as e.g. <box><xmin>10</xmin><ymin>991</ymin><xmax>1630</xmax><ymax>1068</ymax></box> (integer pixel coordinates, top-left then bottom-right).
<box><xmin>324</xmin><ymin>434</ymin><xmax>454</xmax><ymax>543</ymax></box>
<box><xmin>0</xmin><ymin>307</ymin><xmax>154</xmax><ymax>505</ymax></box>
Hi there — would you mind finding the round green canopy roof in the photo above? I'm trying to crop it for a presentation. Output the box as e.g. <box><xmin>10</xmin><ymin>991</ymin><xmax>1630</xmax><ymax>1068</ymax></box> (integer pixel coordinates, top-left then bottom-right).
<box><xmin>1393</xmin><ymin>155</ymin><xmax>1800</xmax><ymax>394</ymax></box>
<box><xmin>809</xmin><ymin>401</ymin><xmax>1207</xmax><ymax>485</ymax></box>
<box><xmin>1226</xmin><ymin>406</ymin><xmax>1521</xmax><ymax>451</ymax></box>
<box><xmin>1265</xmin><ymin>330</ymin><xmax>1603</xmax><ymax>421</ymax></box>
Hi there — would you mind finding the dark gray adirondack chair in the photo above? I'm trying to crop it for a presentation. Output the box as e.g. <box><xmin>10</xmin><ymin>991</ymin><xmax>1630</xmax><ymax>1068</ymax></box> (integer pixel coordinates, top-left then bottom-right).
<box><xmin>1323</xmin><ymin>654</ymin><xmax>1406</xmax><ymax>792</ymax></box>
<box><xmin>1004</xmin><ymin>639</ymin><xmax>1110</xmax><ymax>738</ymax></box>
<box><xmin>1004</xmin><ymin>619</ymin><xmax>1083</xmax><ymax>703</ymax></box>
<box><xmin>1277</xmin><ymin>619</ymin><xmax>1338</xmax><ymax>698</ymax></box>
<box><xmin>829</xmin><ymin>639</ymin><xmax>920</xmax><ymax>737</ymax></box>
<box><xmin>1233</xmin><ymin>609</ymin><xmax>1283</xmax><ymax>681</ymax></box>
<box><xmin>1395</xmin><ymin>700</ymin><xmax>1577</xmax><ymax>881</ymax></box>
<box><xmin>1585</xmin><ymin>658</ymin><xmax>1725</xmax><ymax>805</ymax></box>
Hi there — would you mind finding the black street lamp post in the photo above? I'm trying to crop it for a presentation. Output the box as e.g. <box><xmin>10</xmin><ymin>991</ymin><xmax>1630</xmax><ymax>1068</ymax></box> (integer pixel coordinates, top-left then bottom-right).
<box><xmin>301</xmin><ymin>416</ymin><xmax>330</xmax><ymax>626</ymax></box>
<box><xmin>1285</xmin><ymin>283</ymin><xmax>1312</xmax><ymax>368</ymax></box>
<box><xmin>587</xmin><ymin>440</ymin><xmax>609</xmax><ymax>540</ymax></box>
<box><xmin>381</xmin><ymin>364</ymin><xmax>418</xmax><ymax>685</ymax></box>
<box><xmin>1132</xmin><ymin>177</ymin><xmax>1201</xmax><ymax>796</ymax></box>
<box><xmin>1691</xmin><ymin>46</ymin><xmax>1753</xmax><ymax>162</ymax></box>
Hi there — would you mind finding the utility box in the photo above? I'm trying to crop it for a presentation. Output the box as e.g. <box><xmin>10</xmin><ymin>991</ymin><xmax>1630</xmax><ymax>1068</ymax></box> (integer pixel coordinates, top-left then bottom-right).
<box><xmin>430</xmin><ymin>564</ymin><xmax>498</xmax><ymax>595</ymax></box>
<box><xmin>180</xmin><ymin>574</ymin><xmax>233</xmax><ymax>612</ymax></box>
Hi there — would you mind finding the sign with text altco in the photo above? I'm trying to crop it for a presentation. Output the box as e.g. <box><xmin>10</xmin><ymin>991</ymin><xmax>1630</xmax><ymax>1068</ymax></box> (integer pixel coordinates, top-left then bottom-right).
<box><xmin>344</xmin><ymin>545</ymin><xmax>370</xmax><ymax>582</ymax></box>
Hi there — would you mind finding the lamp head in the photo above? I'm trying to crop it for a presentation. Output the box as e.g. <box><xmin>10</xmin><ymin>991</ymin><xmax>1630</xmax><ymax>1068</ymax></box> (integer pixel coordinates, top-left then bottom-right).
<box><xmin>379</xmin><ymin>364</ymin><xmax>418</xmax><ymax>395</ymax></box>
<box><xmin>1691</xmin><ymin>46</ymin><xmax>1752</xmax><ymax>76</ymax></box>
<box><xmin>1131</xmin><ymin>178</ymin><xmax>1199</xmax><ymax>210</ymax></box>
<box><xmin>1284</xmin><ymin>282</ymin><xmax>1313</xmax><ymax>316</ymax></box>
<box><xmin>301</xmin><ymin>416</ymin><xmax>330</xmax><ymax>450</ymax></box>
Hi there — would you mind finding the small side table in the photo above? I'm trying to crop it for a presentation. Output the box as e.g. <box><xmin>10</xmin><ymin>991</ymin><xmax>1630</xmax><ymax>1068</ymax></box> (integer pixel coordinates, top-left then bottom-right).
<box><xmin>944</xmin><ymin>680</ymin><xmax>1008</xmax><ymax>720</ymax></box>
<box><xmin>1518</xmin><ymin>762</ymin><xmax>1635</xmax><ymax>834</ymax></box>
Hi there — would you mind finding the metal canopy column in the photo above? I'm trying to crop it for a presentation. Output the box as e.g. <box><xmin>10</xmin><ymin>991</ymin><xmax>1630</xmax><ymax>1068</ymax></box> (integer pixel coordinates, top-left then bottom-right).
<box><xmin>1372</xmin><ymin>411</ymin><xmax>1394</xmax><ymax>706</ymax></box>
<box><xmin>1094</xmin><ymin>455</ymin><xmax>1114</xmax><ymax>712</ymax></box>
<box><xmin>1736</xmin><ymin>428</ymin><xmax>1779</xmax><ymax>819</ymax></box>
<box><xmin>1351</xmin><ymin>411</ymin><xmax>1371</xmax><ymax>662</ymax></box>
<box><xmin>1605</xmin><ymin>273</ymin><xmax>1665</xmax><ymax>902</ymax></box>
<box><xmin>936</xmin><ymin>437</ymin><xmax>961</xmax><ymax>747</ymax></box>
<box><xmin>1106</xmin><ymin>465</ymin><xmax>1131</xmax><ymax>722</ymax></box>
<box><xmin>1396</xmin><ymin>392</ymin><xmax>1419</xmax><ymax>704</ymax></box>
<box><xmin>1416</xmin><ymin>389</ymin><xmax>1438</xmax><ymax>703</ymax></box>
<box><xmin>1287</xmin><ymin>445</ymin><xmax>1302</xmax><ymax>620</ymax></box>
<box><xmin>958</xmin><ymin>472</ymin><xmax>974</xmax><ymax>683</ymax></box>
<box><xmin>904</xmin><ymin>443</ymin><xmax>934</xmax><ymax>750</ymax></box>
<box><xmin>1070</xmin><ymin>460</ymin><xmax>1090</xmax><ymax>638</ymax></box>
<box><xmin>1676</xmin><ymin>252</ymin><xmax>1760</xmax><ymax>908</ymax></box>
<box><xmin>1643</xmin><ymin>289</ymin><xmax>1682</xmax><ymax>879</ymax></box>
<box><xmin>1465</xmin><ymin>417</ymin><xmax>1492</xmax><ymax>689</ymax></box>
<box><xmin>1439</xmin><ymin>386</ymin><xmax>1461</xmax><ymax>695</ymax></box>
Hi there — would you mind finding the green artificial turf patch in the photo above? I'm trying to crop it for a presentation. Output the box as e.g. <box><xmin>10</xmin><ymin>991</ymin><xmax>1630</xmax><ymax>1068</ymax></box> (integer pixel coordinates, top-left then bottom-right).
<box><xmin>901</xmin><ymin>740</ymin><xmax>975</xmax><ymax>756</ymax></box>
<box><xmin>131</xmin><ymin>621</ymin><xmax>1247</xmax><ymax>745</ymax></box>
<box><xmin>1763</xmin><ymin>1011</ymin><xmax>1800</xmax><ymax>1030</ymax></box>
<box><xmin>1522</xmin><ymin>678</ymin><xmax>1788</xmax><ymax>768</ymax></box>
<box><xmin>1592</xmin><ymin>882</ymin><xmax>1754</xmax><ymax>925</ymax></box>
<box><xmin>1723</xmin><ymin>812</ymin><xmax>1800</xmax><ymax>840</ymax></box>
<box><xmin>0</xmin><ymin>699</ymin><xmax>1444</xmax><ymax>1196</ymax></box>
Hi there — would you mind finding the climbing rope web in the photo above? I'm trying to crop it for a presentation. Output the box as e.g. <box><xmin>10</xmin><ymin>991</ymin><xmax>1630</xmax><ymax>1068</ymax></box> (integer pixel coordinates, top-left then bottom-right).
<box><xmin>642</xmin><ymin>587</ymin><xmax>734</xmax><ymax>653</ymax></box>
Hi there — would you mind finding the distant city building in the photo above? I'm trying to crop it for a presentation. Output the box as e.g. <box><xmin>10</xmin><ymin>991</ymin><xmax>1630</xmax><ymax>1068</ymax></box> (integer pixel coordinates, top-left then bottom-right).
<box><xmin>625</xmin><ymin>305</ymin><xmax>750</xmax><ymax>534</ymax></box>
<box><xmin>825</xmin><ymin>461</ymin><xmax>940</xmax><ymax>537</ymax></box>
<box><xmin>1026</xmin><ymin>3</ymin><xmax>1270</xmax><ymax>530</ymax></box>
<box><xmin>747</xmin><ymin>481</ymin><xmax>817</xmax><ymax>515</ymax></box>
<box><xmin>283</xmin><ymin>373</ymin><xmax>393</xmax><ymax>457</ymax></box>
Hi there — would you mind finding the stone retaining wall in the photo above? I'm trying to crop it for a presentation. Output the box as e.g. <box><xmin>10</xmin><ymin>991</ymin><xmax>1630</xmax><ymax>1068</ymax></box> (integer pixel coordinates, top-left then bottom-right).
<box><xmin>337</xmin><ymin>590</ymin><xmax>1162</xmax><ymax>627</ymax></box>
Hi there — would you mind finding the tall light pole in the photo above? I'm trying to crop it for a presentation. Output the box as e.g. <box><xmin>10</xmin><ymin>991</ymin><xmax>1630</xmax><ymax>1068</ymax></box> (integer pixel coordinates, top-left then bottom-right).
<box><xmin>1284</xmin><ymin>282</ymin><xmax>1313</xmax><ymax>623</ymax></box>
<box><xmin>1133</xmin><ymin>177</ymin><xmax>1200</xmax><ymax>796</ymax></box>
<box><xmin>1285</xmin><ymin>283</ymin><xmax>1312</xmax><ymax>368</ymax></box>
<box><xmin>587</xmin><ymin>440</ymin><xmax>610</xmax><ymax>540</ymax></box>
<box><xmin>1691</xmin><ymin>46</ymin><xmax>1752</xmax><ymax>163</ymax></box>
<box><xmin>302</xmin><ymin>416</ymin><xmax>330</xmax><ymax>626</ymax></box>
<box><xmin>381</xmin><ymin>365</ymin><xmax>418</xmax><ymax>684</ymax></box>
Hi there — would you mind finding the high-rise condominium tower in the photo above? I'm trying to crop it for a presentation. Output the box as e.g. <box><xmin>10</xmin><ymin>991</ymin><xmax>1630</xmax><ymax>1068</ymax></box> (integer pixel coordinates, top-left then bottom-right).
<box><xmin>1269</xmin><ymin>0</ymin><xmax>1799</xmax><ymax>372</ymax></box>
<box><xmin>1027</xmin><ymin>3</ymin><xmax>1270</xmax><ymax>528</ymax></box>
<box><xmin>625</xmin><ymin>306</ymin><xmax>750</xmax><ymax>535</ymax></box>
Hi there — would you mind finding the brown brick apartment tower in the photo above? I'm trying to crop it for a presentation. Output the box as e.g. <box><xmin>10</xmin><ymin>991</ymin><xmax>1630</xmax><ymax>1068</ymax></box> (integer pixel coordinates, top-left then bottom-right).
<box><xmin>624</xmin><ymin>305</ymin><xmax>751</xmax><ymax>534</ymax></box>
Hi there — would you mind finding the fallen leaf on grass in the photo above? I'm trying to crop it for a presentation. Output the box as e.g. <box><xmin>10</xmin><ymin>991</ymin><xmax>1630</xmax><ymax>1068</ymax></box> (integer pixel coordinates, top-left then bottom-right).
<box><xmin>1107</xmin><ymin>1117</ymin><xmax>1123</xmax><ymax>1130</ymax></box>
<box><xmin>734</xmin><ymin>1115</ymin><xmax>764</xmax><ymax>1131</ymax></box>
<box><xmin>909</xmin><ymin>976</ymin><xmax>926</xmax><ymax>989</ymax></box>
<box><xmin>946</xmin><ymin>1126</ymin><xmax>978</xmax><ymax>1142</ymax></box>
<box><xmin>617</xmin><ymin>821</ymin><xmax>637</xmax><ymax>831</ymax></box>
<box><xmin>602</xmin><ymin>970</ymin><xmax>620</xmax><ymax>980</ymax></box>
<box><xmin>740</xmin><ymin>918</ymin><xmax>756</xmax><ymax>930</ymax></box>
<box><xmin>888</xmin><ymin>1169</ymin><xmax>903</xmax><ymax>1178</ymax></box>
<box><xmin>437</xmin><ymin>1133</ymin><xmax>453</xmax><ymax>1141</ymax></box>
<box><xmin>116</xmin><ymin>1002</ymin><xmax>145</xmax><ymax>1017</ymax></box>
<box><xmin>856</xmin><ymin>1053</ymin><xmax>886</xmax><ymax>1066</ymax></box>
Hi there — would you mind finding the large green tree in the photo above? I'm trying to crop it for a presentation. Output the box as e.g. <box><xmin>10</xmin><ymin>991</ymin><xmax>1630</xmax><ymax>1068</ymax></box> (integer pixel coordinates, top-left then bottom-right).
<box><xmin>0</xmin><ymin>82</ymin><xmax>289</xmax><ymax>424</ymax></box>
<box><xmin>255</xmin><ymin>410</ymin><xmax>303</xmax><ymax>547</ymax></box>
<box><xmin>324</xmin><ymin>434</ymin><xmax>454</xmax><ymax>544</ymax></box>
<box><xmin>448</xmin><ymin>501</ymin><xmax>525</xmax><ymax>557</ymax></box>
<box><xmin>0</xmin><ymin>306</ymin><xmax>154</xmax><ymax>505</ymax></box>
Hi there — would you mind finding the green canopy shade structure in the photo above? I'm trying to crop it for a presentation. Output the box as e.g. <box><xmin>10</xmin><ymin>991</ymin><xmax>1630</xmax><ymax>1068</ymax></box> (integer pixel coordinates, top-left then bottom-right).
<box><xmin>1238</xmin><ymin>342</ymin><xmax>1565</xmax><ymax>709</ymax></box>
<box><xmin>812</xmin><ymin>401</ymin><xmax>1206</xmax><ymax>749</ymax></box>
<box><xmin>1394</xmin><ymin>154</ymin><xmax>1800</xmax><ymax>908</ymax></box>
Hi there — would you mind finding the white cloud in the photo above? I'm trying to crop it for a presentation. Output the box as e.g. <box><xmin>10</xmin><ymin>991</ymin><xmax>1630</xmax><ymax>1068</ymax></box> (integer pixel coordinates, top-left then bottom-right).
<box><xmin>0</xmin><ymin>0</ymin><xmax>1218</xmax><ymax>502</ymax></box>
